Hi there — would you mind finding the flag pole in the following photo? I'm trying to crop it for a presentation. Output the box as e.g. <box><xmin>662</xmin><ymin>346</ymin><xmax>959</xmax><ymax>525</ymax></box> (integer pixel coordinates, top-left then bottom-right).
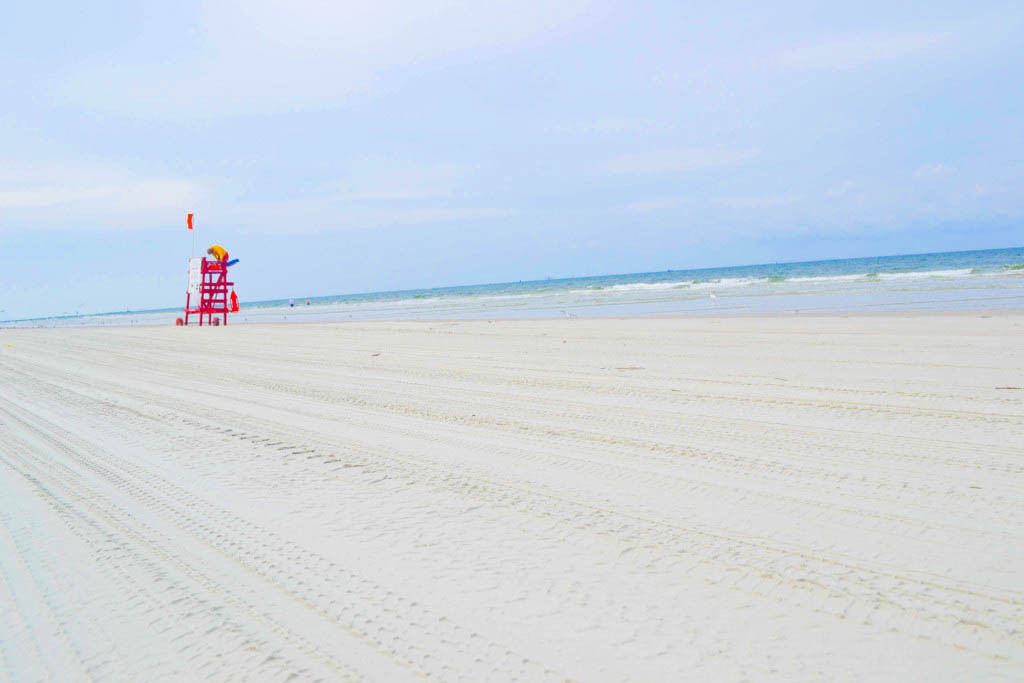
<box><xmin>185</xmin><ymin>213</ymin><xmax>194</xmax><ymax>319</ymax></box>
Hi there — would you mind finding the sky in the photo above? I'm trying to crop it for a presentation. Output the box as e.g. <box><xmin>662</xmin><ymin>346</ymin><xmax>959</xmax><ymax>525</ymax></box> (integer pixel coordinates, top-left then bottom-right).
<box><xmin>1</xmin><ymin>1</ymin><xmax>1022</xmax><ymax>319</ymax></box>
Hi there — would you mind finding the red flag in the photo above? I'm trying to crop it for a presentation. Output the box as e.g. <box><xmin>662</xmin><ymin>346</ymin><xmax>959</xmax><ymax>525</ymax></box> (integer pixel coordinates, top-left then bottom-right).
<box><xmin>187</xmin><ymin>213</ymin><xmax>193</xmax><ymax>230</ymax></box>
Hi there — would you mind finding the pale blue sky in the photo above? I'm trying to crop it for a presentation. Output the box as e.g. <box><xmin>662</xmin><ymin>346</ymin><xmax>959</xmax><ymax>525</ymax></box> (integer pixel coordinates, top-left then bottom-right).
<box><xmin>1</xmin><ymin>1</ymin><xmax>1022</xmax><ymax>319</ymax></box>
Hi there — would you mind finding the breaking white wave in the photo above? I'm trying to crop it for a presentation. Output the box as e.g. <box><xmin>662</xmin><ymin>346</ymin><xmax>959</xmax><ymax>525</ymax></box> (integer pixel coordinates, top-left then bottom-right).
<box><xmin>571</xmin><ymin>277</ymin><xmax>769</xmax><ymax>295</ymax></box>
<box><xmin>786</xmin><ymin>269</ymin><xmax>977</xmax><ymax>284</ymax></box>
<box><xmin>687</xmin><ymin>277</ymin><xmax>763</xmax><ymax>290</ymax></box>
<box><xmin>607</xmin><ymin>281</ymin><xmax>694</xmax><ymax>292</ymax></box>
<box><xmin>875</xmin><ymin>268</ymin><xmax>974</xmax><ymax>280</ymax></box>
<box><xmin>573</xmin><ymin>281</ymin><xmax>695</xmax><ymax>294</ymax></box>
<box><xmin>787</xmin><ymin>273</ymin><xmax>870</xmax><ymax>283</ymax></box>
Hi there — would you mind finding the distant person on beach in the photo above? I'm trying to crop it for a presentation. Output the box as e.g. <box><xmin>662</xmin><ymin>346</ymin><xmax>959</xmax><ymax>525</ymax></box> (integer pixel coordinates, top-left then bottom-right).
<box><xmin>206</xmin><ymin>244</ymin><xmax>229</xmax><ymax>262</ymax></box>
<box><xmin>289</xmin><ymin>298</ymin><xmax>294</xmax><ymax>307</ymax></box>
<box><xmin>305</xmin><ymin>298</ymin><xmax>310</xmax><ymax>306</ymax></box>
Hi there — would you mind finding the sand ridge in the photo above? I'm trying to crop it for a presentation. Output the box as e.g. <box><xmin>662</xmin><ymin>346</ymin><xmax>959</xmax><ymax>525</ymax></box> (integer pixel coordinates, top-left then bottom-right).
<box><xmin>1</xmin><ymin>314</ymin><xmax>1023</xmax><ymax>680</ymax></box>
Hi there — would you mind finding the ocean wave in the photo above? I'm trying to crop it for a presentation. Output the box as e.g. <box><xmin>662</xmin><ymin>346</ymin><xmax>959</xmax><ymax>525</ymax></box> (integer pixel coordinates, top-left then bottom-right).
<box><xmin>469</xmin><ymin>292</ymin><xmax>540</xmax><ymax>302</ymax></box>
<box><xmin>573</xmin><ymin>278</ymin><xmax>766</xmax><ymax>294</ymax></box>
<box><xmin>295</xmin><ymin>267</ymin><xmax>991</xmax><ymax>312</ymax></box>
<box><xmin>607</xmin><ymin>281</ymin><xmax>694</xmax><ymax>292</ymax></box>
<box><xmin>875</xmin><ymin>268</ymin><xmax>974</xmax><ymax>280</ymax></box>
<box><xmin>560</xmin><ymin>268</ymin><xmax>987</xmax><ymax>298</ymax></box>
<box><xmin>787</xmin><ymin>273</ymin><xmax>869</xmax><ymax>283</ymax></box>
<box><xmin>687</xmin><ymin>277</ymin><xmax>763</xmax><ymax>290</ymax></box>
<box><xmin>570</xmin><ymin>280</ymin><xmax>695</xmax><ymax>294</ymax></box>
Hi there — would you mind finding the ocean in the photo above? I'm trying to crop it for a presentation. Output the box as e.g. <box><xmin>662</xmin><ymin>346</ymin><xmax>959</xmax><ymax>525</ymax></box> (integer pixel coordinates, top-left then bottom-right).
<box><xmin>6</xmin><ymin>246</ymin><xmax>1024</xmax><ymax>327</ymax></box>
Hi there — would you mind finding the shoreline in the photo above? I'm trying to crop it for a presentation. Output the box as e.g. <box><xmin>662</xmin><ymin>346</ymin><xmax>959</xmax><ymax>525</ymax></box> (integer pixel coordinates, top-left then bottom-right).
<box><xmin>5</xmin><ymin>305</ymin><xmax>1023</xmax><ymax>331</ymax></box>
<box><xmin>4</xmin><ymin>245</ymin><xmax>1023</xmax><ymax>327</ymax></box>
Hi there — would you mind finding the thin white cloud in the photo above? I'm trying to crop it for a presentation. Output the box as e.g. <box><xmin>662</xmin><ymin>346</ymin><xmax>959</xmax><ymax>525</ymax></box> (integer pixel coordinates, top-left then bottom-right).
<box><xmin>624</xmin><ymin>198</ymin><xmax>679</xmax><ymax>213</ymax></box>
<box><xmin>825</xmin><ymin>181</ymin><xmax>855</xmax><ymax>198</ymax></box>
<box><xmin>235</xmin><ymin>161</ymin><xmax>501</xmax><ymax>231</ymax></box>
<box><xmin>330</xmin><ymin>161</ymin><xmax>475</xmax><ymax>202</ymax></box>
<box><xmin>361</xmin><ymin>206</ymin><xmax>507</xmax><ymax>227</ymax></box>
<box><xmin>0</xmin><ymin>162</ymin><xmax>204</xmax><ymax>227</ymax></box>
<box><xmin>552</xmin><ymin>117</ymin><xmax>678</xmax><ymax>136</ymax></box>
<box><xmin>220</xmin><ymin>199</ymin><xmax>508</xmax><ymax>234</ymax></box>
<box><xmin>50</xmin><ymin>0</ymin><xmax>600</xmax><ymax>118</ymax></box>
<box><xmin>775</xmin><ymin>30</ymin><xmax>946</xmax><ymax>71</ymax></box>
<box><xmin>0</xmin><ymin>157</ymin><xmax>501</xmax><ymax>233</ymax></box>
<box><xmin>599</xmin><ymin>148</ymin><xmax>755</xmax><ymax>176</ymax></box>
<box><xmin>913</xmin><ymin>163</ymin><xmax>954</xmax><ymax>179</ymax></box>
<box><xmin>713</xmin><ymin>193</ymin><xmax>802</xmax><ymax>209</ymax></box>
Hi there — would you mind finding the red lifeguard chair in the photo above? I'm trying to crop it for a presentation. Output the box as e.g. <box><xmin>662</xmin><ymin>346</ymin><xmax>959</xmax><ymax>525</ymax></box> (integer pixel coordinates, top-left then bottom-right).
<box><xmin>184</xmin><ymin>257</ymin><xmax>233</xmax><ymax>326</ymax></box>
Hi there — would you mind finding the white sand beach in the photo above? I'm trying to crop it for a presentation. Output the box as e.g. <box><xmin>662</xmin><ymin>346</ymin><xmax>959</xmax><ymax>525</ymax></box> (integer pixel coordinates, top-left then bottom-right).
<box><xmin>1</xmin><ymin>313</ymin><xmax>1022</xmax><ymax>680</ymax></box>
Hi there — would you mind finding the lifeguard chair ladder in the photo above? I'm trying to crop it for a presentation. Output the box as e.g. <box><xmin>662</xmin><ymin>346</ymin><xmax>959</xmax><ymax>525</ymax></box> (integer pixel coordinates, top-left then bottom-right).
<box><xmin>185</xmin><ymin>258</ymin><xmax>233</xmax><ymax>326</ymax></box>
